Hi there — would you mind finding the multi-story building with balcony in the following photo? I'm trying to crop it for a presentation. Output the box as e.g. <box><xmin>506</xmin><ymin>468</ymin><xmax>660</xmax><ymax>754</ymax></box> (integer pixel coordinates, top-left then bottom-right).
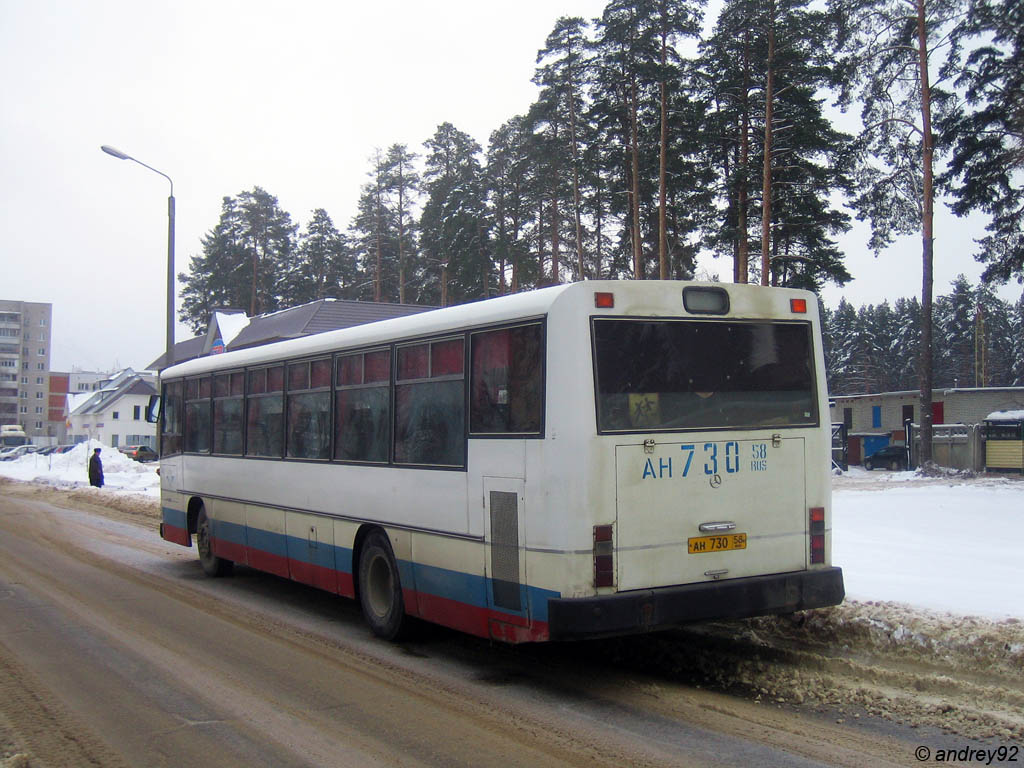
<box><xmin>0</xmin><ymin>300</ymin><xmax>54</xmax><ymax>440</ymax></box>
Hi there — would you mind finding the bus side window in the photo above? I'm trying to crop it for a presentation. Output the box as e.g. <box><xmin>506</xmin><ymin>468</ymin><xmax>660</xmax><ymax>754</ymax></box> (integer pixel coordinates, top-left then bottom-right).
<box><xmin>470</xmin><ymin>324</ymin><xmax>542</xmax><ymax>435</ymax></box>
<box><xmin>161</xmin><ymin>380</ymin><xmax>184</xmax><ymax>456</ymax></box>
<box><xmin>185</xmin><ymin>376</ymin><xmax>211</xmax><ymax>454</ymax></box>
<box><xmin>335</xmin><ymin>349</ymin><xmax>390</xmax><ymax>463</ymax></box>
<box><xmin>245</xmin><ymin>366</ymin><xmax>284</xmax><ymax>458</ymax></box>
<box><xmin>395</xmin><ymin>338</ymin><xmax>465</xmax><ymax>466</ymax></box>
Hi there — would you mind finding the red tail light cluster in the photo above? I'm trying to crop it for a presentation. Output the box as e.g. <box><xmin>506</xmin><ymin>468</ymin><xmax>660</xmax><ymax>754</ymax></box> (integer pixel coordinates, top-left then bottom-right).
<box><xmin>809</xmin><ymin>507</ymin><xmax>825</xmax><ymax>564</ymax></box>
<box><xmin>594</xmin><ymin>524</ymin><xmax>614</xmax><ymax>587</ymax></box>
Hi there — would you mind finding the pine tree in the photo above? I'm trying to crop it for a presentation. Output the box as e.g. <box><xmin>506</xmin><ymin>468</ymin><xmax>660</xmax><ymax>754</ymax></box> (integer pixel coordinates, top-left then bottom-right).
<box><xmin>237</xmin><ymin>187</ymin><xmax>297</xmax><ymax>316</ymax></box>
<box><xmin>178</xmin><ymin>189</ymin><xmax>296</xmax><ymax>332</ymax></box>
<box><xmin>383</xmin><ymin>144</ymin><xmax>422</xmax><ymax>304</ymax></box>
<box><xmin>486</xmin><ymin>116</ymin><xmax>537</xmax><ymax>292</ymax></box>
<box><xmin>420</xmin><ymin>123</ymin><xmax>493</xmax><ymax>306</ymax></box>
<box><xmin>534</xmin><ymin>16</ymin><xmax>593</xmax><ymax>282</ymax></box>
<box><xmin>833</xmin><ymin>0</ymin><xmax>967</xmax><ymax>461</ymax></box>
<box><xmin>891</xmin><ymin>296</ymin><xmax>922</xmax><ymax>390</ymax></box>
<box><xmin>939</xmin><ymin>0</ymin><xmax>1024</xmax><ymax>283</ymax></box>
<box><xmin>591</xmin><ymin>0</ymin><xmax>661</xmax><ymax>279</ymax></box>
<box><xmin>698</xmin><ymin>0</ymin><xmax>854</xmax><ymax>289</ymax></box>
<box><xmin>282</xmin><ymin>209</ymin><xmax>354</xmax><ymax>305</ymax></box>
<box><xmin>179</xmin><ymin>195</ymin><xmax>247</xmax><ymax>334</ymax></box>
<box><xmin>975</xmin><ymin>282</ymin><xmax>1014</xmax><ymax>387</ymax></box>
<box><xmin>1010</xmin><ymin>292</ymin><xmax>1024</xmax><ymax>386</ymax></box>
<box><xmin>825</xmin><ymin>298</ymin><xmax>860</xmax><ymax>393</ymax></box>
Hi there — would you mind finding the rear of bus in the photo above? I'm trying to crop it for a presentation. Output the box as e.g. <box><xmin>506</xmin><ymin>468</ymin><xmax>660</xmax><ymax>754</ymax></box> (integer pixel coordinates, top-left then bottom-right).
<box><xmin>543</xmin><ymin>282</ymin><xmax>844</xmax><ymax>639</ymax></box>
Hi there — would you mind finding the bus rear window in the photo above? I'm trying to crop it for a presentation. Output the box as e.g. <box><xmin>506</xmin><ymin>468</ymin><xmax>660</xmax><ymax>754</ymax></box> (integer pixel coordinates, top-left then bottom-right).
<box><xmin>593</xmin><ymin>318</ymin><xmax>817</xmax><ymax>432</ymax></box>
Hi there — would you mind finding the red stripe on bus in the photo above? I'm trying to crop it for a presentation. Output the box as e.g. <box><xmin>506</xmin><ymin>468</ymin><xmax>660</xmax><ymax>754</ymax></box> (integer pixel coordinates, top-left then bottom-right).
<box><xmin>214</xmin><ymin>538</ymin><xmax>248</xmax><ymax>566</ymax></box>
<box><xmin>247</xmin><ymin>548</ymin><xmax>290</xmax><ymax>579</ymax></box>
<box><xmin>290</xmin><ymin>559</ymin><xmax>340</xmax><ymax>594</ymax></box>
<box><xmin>412</xmin><ymin>591</ymin><xmax>549</xmax><ymax>642</ymax></box>
<box><xmin>208</xmin><ymin>536</ymin><xmax>547</xmax><ymax>643</ymax></box>
<box><xmin>161</xmin><ymin>524</ymin><xmax>191</xmax><ymax>547</ymax></box>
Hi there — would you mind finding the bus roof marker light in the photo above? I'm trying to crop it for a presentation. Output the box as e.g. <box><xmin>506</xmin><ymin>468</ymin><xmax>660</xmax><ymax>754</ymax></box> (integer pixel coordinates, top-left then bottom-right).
<box><xmin>682</xmin><ymin>286</ymin><xmax>729</xmax><ymax>314</ymax></box>
<box><xmin>595</xmin><ymin>292</ymin><xmax>615</xmax><ymax>309</ymax></box>
<box><xmin>790</xmin><ymin>298</ymin><xmax>808</xmax><ymax>314</ymax></box>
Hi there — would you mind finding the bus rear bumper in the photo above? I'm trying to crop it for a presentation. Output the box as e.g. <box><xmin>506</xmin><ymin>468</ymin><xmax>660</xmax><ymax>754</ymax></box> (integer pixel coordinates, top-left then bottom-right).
<box><xmin>546</xmin><ymin>567</ymin><xmax>844</xmax><ymax>641</ymax></box>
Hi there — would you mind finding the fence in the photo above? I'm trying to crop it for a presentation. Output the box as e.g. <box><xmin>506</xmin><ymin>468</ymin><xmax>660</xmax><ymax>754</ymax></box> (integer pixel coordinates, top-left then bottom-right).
<box><xmin>907</xmin><ymin>422</ymin><xmax>984</xmax><ymax>471</ymax></box>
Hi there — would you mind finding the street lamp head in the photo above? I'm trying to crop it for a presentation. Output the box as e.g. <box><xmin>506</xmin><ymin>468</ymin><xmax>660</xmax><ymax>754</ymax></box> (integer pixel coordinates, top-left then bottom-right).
<box><xmin>101</xmin><ymin>144</ymin><xmax>131</xmax><ymax>160</ymax></box>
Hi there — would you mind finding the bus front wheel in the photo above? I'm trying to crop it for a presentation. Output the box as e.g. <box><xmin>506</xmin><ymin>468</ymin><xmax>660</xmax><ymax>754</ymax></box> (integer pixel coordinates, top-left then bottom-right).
<box><xmin>358</xmin><ymin>530</ymin><xmax>407</xmax><ymax>640</ymax></box>
<box><xmin>196</xmin><ymin>506</ymin><xmax>233</xmax><ymax>578</ymax></box>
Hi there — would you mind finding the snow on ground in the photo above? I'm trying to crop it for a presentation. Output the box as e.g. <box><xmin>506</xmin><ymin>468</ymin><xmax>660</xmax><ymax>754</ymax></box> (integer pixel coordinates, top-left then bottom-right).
<box><xmin>1</xmin><ymin>446</ymin><xmax>1022</xmax><ymax>619</ymax></box>
<box><xmin>833</xmin><ymin>467</ymin><xmax>1024</xmax><ymax>620</ymax></box>
<box><xmin>0</xmin><ymin>441</ymin><xmax>160</xmax><ymax>498</ymax></box>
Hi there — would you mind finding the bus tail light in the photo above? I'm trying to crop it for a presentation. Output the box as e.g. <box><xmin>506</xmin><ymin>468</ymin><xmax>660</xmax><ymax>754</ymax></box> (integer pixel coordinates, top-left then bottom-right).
<box><xmin>790</xmin><ymin>298</ymin><xmax>808</xmax><ymax>314</ymax></box>
<box><xmin>594</xmin><ymin>524</ymin><xmax>614</xmax><ymax>587</ymax></box>
<box><xmin>595</xmin><ymin>292</ymin><xmax>615</xmax><ymax>309</ymax></box>
<box><xmin>809</xmin><ymin>507</ymin><xmax>825</xmax><ymax>564</ymax></box>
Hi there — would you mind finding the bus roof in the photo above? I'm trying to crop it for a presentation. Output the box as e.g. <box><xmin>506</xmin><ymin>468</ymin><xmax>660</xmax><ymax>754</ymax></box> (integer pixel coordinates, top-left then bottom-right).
<box><xmin>162</xmin><ymin>280</ymin><xmax>816</xmax><ymax>379</ymax></box>
<box><xmin>163</xmin><ymin>282</ymin><xmax>575</xmax><ymax>378</ymax></box>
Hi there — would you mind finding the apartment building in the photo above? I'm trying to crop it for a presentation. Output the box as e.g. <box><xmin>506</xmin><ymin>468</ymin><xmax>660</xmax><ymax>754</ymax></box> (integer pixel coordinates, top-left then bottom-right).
<box><xmin>0</xmin><ymin>300</ymin><xmax>53</xmax><ymax>439</ymax></box>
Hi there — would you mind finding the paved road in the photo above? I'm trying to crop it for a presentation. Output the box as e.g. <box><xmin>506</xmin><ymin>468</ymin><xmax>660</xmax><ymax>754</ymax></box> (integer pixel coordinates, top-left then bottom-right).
<box><xmin>0</xmin><ymin>484</ymin><xmax>922</xmax><ymax>767</ymax></box>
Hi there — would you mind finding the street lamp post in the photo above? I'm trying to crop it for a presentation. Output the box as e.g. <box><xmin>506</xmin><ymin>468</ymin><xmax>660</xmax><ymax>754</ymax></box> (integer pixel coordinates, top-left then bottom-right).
<box><xmin>101</xmin><ymin>145</ymin><xmax>175</xmax><ymax>369</ymax></box>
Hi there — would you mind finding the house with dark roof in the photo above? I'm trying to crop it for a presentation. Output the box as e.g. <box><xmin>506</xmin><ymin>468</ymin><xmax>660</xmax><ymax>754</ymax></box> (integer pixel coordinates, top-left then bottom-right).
<box><xmin>67</xmin><ymin>368</ymin><xmax>159</xmax><ymax>448</ymax></box>
<box><xmin>147</xmin><ymin>298</ymin><xmax>436</xmax><ymax>370</ymax></box>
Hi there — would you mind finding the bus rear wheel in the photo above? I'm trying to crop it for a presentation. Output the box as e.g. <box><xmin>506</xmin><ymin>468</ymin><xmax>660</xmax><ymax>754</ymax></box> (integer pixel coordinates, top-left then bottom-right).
<box><xmin>358</xmin><ymin>530</ymin><xmax>407</xmax><ymax>640</ymax></box>
<box><xmin>196</xmin><ymin>506</ymin><xmax>233</xmax><ymax>577</ymax></box>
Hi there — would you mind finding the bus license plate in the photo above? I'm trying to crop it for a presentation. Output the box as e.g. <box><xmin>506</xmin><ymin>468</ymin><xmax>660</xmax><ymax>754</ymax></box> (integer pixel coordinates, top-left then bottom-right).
<box><xmin>688</xmin><ymin>533</ymin><xmax>747</xmax><ymax>554</ymax></box>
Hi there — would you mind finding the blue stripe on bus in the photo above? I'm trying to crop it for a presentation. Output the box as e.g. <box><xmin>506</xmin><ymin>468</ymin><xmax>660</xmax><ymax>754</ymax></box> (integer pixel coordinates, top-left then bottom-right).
<box><xmin>196</xmin><ymin>519</ymin><xmax>556</xmax><ymax>623</ymax></box>
<box><xmin>162</xmin><ymin>507</ymin><xmax>187</xmax><ymax>529</ymax></box>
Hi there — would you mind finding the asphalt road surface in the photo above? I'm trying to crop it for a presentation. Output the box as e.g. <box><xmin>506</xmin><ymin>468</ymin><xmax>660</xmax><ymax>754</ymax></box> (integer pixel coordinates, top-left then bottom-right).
<box><xmin>0</xmin><ymin>482</ymin><xmax>966</xmax><ymax>767</ymax></box>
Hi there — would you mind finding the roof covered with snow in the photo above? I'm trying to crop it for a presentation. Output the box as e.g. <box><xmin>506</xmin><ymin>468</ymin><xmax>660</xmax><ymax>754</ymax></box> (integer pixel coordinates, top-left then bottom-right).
<box><xmin>985</xmin><ymin>410</ymin><xmax>1024</xmax><ymax>422</ymax></box>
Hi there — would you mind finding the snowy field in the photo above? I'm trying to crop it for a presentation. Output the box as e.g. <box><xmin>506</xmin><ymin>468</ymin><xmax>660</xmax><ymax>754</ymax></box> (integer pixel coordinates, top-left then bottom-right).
<box><xmin>833</xmin><ymin>468</ymin><xmax>1024</xmax><ymax>620</ymax></box>
<box><xmin>1</xmin><ymin>445</ymin><xmax>1022</xmax><ymax>620</ymax></box>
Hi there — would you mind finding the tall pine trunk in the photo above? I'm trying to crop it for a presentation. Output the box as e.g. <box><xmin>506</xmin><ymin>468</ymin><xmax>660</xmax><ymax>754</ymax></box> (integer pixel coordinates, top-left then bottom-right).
<box><xmin>658</xmin><ymin>7</ymin><xmax>669</xmax><ymax>280</ymax></box>
<box><xmin>917</xmin><ymin>0</ymin><xmax>935</xmax><ymax>463</ymax></box>
<box><xmin>737</xmin><ymin>31</ymin><xmax>752</xmax><ymax>284</ymax></box>
<box><xmin>760</xmin><ymin>2</ymin><xmax>776</xmax><ymax>286</ymax></box>
<box><xmin>629</xmin><ymin>72</ymin><xmax>643</xmax><ymax>279</ymax></box>
<box><xmin>397</xmin><ymin>161</ymin><xmax>407</xmax><ymax>305</ymax></box>
<box><xmin>567</xmin><ymin>87</ymin><xmax>585</xmax><ymax>281</ymax></box>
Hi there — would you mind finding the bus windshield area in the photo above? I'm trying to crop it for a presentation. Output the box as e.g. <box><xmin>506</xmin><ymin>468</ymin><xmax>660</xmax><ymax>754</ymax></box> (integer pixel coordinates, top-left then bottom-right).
<box><xmin>593</xmin><ymin>318</ymin><xmax>817</xmax><ymax>432</ymax></box>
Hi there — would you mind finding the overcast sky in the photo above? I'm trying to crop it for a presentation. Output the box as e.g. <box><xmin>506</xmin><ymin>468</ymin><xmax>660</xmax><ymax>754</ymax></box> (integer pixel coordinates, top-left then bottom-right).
<box><xmin>1</xmin><ymin>0</ymin><xmax>1018</xmax><ymax>373</ymax></box>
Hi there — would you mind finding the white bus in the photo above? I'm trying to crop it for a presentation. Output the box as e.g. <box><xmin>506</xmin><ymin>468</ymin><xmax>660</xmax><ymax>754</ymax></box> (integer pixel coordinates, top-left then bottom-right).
<box><xmin>156</xmin><ymin>281</ymin><xmax>843</xmax><ymax>643</ymax></box>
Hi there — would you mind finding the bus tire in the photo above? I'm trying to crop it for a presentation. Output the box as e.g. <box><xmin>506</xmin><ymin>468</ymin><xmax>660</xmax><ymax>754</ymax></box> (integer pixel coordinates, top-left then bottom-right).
<box><xmin>358</xmin><ymin>530</ymin><xmax>407</xmax><ymax>640</ymax></box>
<box><xmin>196</xmin><ymin>505</ymin><xmax>233</xmax><ymax>578</ymax></box>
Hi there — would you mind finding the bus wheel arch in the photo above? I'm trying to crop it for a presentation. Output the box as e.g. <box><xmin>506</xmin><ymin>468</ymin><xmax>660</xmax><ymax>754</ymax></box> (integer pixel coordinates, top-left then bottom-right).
<box><xmin>186</xmin><ymin>496</ymin><xmax>204</xmax><ymax>535</ymax></box>
<box><xmin>194</xmin><ymin>500</ymin><xmax>233</xmax><ymax>578</ymax></box>
<box><xmin>355</xmin><ymin>526</ymin><xmax>407</xmax><ymax>641</ymax></box>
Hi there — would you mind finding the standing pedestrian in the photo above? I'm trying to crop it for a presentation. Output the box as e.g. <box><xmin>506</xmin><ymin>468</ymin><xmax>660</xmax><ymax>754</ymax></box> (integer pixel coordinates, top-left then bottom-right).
<box><xmin>88</xmin><ymin>447</ymin><xmax>104</xmax><ymax>488</ymax></box>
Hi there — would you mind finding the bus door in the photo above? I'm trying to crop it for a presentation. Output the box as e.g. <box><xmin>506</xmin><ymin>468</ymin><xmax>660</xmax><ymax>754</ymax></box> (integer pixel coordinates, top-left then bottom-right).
<box><xmin>482</xmin><ymin>477</ymin><xmax>529</xmax><ymax>635</ymax></box>
<box><xmin>614</xmin><ymin>437</ymin><xmax>808</xmax><ymax>591</ymax></box>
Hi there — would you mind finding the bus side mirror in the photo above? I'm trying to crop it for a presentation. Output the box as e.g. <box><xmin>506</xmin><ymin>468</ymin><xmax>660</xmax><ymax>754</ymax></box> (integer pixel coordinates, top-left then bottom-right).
<box><xmin>146</xmin><ymin>394</ymin><xmax>161</xmax><ymax>424</ymax></box>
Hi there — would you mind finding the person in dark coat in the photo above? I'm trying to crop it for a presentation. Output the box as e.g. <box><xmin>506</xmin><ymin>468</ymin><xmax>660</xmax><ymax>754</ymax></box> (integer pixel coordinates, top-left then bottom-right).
<box><xmin>88</xmin><ymin>448</ymin><xmax>104</xmax><ymax>488</ymax></box>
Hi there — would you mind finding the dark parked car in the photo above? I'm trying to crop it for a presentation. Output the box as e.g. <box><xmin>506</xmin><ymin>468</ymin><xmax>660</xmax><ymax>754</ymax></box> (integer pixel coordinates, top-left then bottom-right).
<box><xmin>864</xmin><ymin>445</ymin><xmax>909</xmax><ymax>471</ymax></box>
<box><xmin>120</xmin><ymin>445</ymin><xmax>159</xmax><ymax>462</ymax></box>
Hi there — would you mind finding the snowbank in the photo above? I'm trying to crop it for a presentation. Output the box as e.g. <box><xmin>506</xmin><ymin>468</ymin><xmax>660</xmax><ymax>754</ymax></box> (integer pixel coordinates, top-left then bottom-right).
<box><xmin>0</xmin><ymin>441</ymin><xmax>159</xmax><ymax>498</ymax></box>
